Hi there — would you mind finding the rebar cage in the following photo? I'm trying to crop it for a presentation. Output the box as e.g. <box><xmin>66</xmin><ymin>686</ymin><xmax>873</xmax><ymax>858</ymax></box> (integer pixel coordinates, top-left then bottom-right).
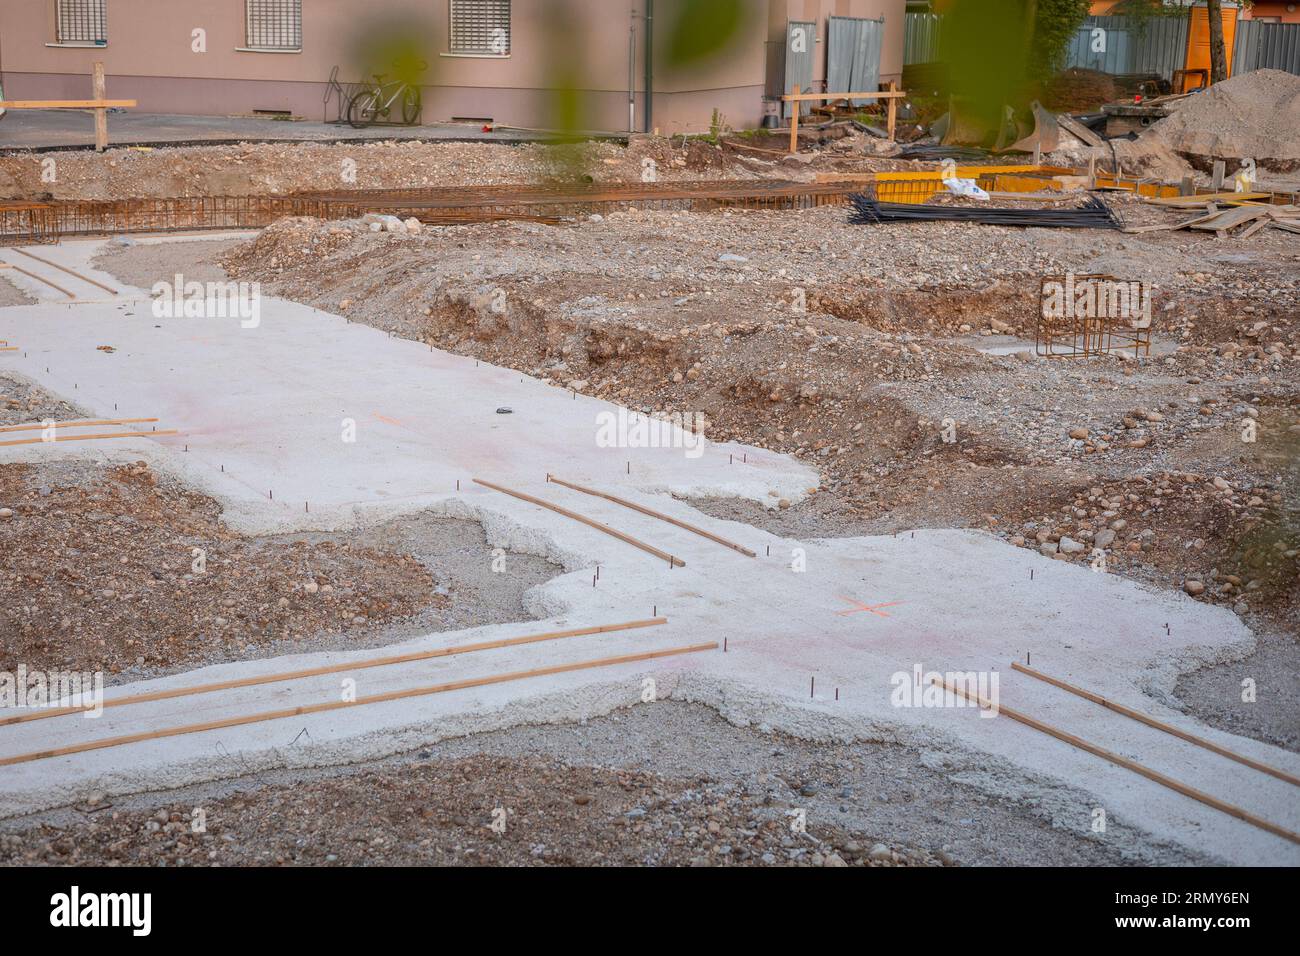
<box><xmin>1036</xmin><ymin>273</ymin><xmax>1154</xmax><ymax>359</ymax></box>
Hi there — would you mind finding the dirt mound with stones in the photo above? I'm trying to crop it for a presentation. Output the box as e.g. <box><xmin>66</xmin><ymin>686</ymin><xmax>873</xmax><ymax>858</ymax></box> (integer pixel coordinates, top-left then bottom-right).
<box><xmin>1144</xmin><ymin>69</ymin><xmax>1300</xmax><ymax>173</ymax></box>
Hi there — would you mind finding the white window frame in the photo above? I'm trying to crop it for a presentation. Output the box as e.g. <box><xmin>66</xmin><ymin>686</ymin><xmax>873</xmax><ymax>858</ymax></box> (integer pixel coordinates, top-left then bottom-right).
<box><xmin>52</xmin><ymin>0</ymin><xmax>107</xmax><ymax>47</ymax></box>
<box><xmin>240</xmin><ymin>0</ymin><xmax>303</xmax><ymax>54</ymax></box>
<box><xmin>446</xmin><ymin>0</ymin><xmax>512</xmax><ymax>58</ymax></box>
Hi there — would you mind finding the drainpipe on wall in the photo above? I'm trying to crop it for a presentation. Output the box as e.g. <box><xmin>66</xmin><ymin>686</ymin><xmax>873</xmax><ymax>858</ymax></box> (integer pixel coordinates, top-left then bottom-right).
<box><xmin>644</xmin><ymin>0</ymin><xmax>654</xmax><ymax>134</ymax></box>
<box><xmin>629</xmin><ymin>19</ymin><xmax>637</xmax><ymax>133</ymax></box>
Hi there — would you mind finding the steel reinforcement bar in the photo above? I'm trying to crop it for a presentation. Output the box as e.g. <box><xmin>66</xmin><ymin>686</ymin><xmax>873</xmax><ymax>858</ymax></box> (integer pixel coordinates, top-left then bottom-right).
<box><xmin>0</xmin><ymin>181</ymin><xmax>865</xmax><ymax>245</ymax></box>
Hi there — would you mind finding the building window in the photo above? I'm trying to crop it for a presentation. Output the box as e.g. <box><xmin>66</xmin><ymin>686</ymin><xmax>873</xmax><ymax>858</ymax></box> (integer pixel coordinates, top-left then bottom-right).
<box><xmin>245</xmin><ymin>0</ymin><xmax>302</xmax><ymax>51</ymax></box>
<box><xmin>56</xmin><ymin>0</ymin><xmax>107</xmax><ymax>45</ymax></box>
<box><xmin>449</xmin><ymin>0</ymin><xmax>511</xmax><ymax>56</ymax></box>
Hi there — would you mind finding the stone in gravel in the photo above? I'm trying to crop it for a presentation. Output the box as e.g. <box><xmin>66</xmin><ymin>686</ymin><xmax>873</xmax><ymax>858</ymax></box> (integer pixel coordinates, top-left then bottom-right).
<box><xmin>1058</xmin><ymin>537</ymin><xmax>1085</xmax><ymax>555</ymax></box>
<box><xmin>0</xmin><ymin>508</ymin><xmax>12</xmax><ymax>519</ymax></box>
<box><xmin>1184</xmin><ymin>580</ymin><xmax>1206</xmax><ymax>596</ymax></box>
<box><xmin>1069</xmin><ymin>428</ymin><xmax>1089</xmax><ymax>440</ymax></box>
<box><xmin>1039</xmin><ymin>541</ymin><xmax>1058</xmax><ymax>557</ymax></box>
<box><xmin>868</xmin><ymin>843</ymin><xmax>891</xmax><ymax>862</ymax></box>
<box><xmin>1094</xmin><ymin>529</ymin><xmax>1116</xmax><ymax>550</ymax></box>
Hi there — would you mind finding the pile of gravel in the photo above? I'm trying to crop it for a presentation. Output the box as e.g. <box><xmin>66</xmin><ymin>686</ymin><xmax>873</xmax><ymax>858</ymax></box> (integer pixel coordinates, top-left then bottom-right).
<box><xmin>1144</xmin><ymin>69</ymin><xmax>1300</xmax><ymax>172</ymax></box>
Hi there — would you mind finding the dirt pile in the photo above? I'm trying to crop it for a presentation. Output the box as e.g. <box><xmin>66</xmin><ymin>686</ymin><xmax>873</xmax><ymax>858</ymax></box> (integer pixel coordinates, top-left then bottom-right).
<box><xmin>0</xmin><ymin>461</ymin><xmax>442</xmax><ymax>676</ymax></box>
<box><xmin>1144</xmin><ymin>69</ymin><xmax>1300</xmax><ymax>173</ymax></box>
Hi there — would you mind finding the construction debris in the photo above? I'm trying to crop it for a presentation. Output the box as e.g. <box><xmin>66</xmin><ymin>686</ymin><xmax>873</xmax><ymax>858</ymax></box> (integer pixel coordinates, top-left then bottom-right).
<box><xmin>848</xmin><ymin>194</ymin><xmax>1121</xmax><ymax>229</ymax></box>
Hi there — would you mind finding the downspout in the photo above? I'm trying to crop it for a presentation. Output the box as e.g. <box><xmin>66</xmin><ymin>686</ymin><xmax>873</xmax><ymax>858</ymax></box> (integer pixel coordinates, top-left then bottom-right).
<box><xmin>643</xmin><ymin>0</ymin><xmax>654</xmax><ymax>134</ymax></box>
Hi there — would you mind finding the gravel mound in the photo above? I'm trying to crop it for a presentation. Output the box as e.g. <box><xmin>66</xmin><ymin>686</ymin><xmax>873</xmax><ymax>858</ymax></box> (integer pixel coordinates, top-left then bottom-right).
<box><xmin>1144</xmin><ymin>69</ymin><xmax>1300</xmax><ymax>172</ymax></box>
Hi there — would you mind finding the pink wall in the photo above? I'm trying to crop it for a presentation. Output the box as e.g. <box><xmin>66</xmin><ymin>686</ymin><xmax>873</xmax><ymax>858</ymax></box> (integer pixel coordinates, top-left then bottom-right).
<box><xmin>0</xmin><ymin>0</ymin><xmax>905</xmax><ymax>133</ymax></box>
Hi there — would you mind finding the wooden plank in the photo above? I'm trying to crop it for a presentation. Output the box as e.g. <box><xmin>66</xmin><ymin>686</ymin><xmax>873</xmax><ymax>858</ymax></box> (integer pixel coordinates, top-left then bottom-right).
<box><xmin>2</xmin><ymin>618</ymin><xmax>670</xmax><ymax>726</ymax></box>
<box><xmin>1057</xmin><ymin>114</ymin><xmax>1104</xmax><ymax>147</ymax></box>
<box><xmin>1238</xmin><ymin>216</ymin><xmax>1274</xmax><ymax>240</ymax></box>
<box><xmin>3</xmin><ymin>263</ymin><xmax>76</xmax><ymax>299</ymax></box>
<box><xmin>474</xmin><ymin>478</ymin><xmax>686</xmax><ymax>567</ymax></box>
<box><xmin>782</xmin><ymin>90</ymin><xmax>908</xmax><ymax>102</ymax></box>
<box><xmin>0</xmin><ymin>417</ymin><xmax>159</xmax><ymax>435</ymax></box>
<box><xmin>0</xmin><ymin>100</ymin><xmax>137</xmax><ymax>110</ymax></box>
<box><xmin>933</xmin><ymin>677</ymin><xmax>1300</xmax><ymax>846</ymax></box>
<box><xmin>1149</xmin><ymin>191</ymin><xmax>1269</xmax><ymax>207</ymax></box>
<box><xmin>547</xmin><ymin>475</ymin><xmax>757</xmax><ymax>557</ymax></box>
<box><xmin>1190</xmin><ymin>206</ymin><xmax>1271</xmax><ymax>234</ymax></box>
<box><xmin>1269</xmin><ymin>220</ymin><xmax>1300</xmax><ymax>235</ymax></box>
<box><xmin>1011</xmin><ymin>664</ymin><xmax>1300</xmax><ymax>788</ymax></box>
<box><xmin>0</xmin><ymin>642</ymin><xmax>720</xmax><ymax>767</ymax></box>
<box><xmin>13</xmin><ymin>247</ymin><xmax>119</xmax><ymax>295</ymax></box>
<box><xmin>0</xmin><ymin>429</ymin><xmax>179</xmax><ymax>448</ymax></box>
<box><xmin>1121</xmin><ymin>210</ymin><xmax>1222</xmax><ymax>234</ymax></box>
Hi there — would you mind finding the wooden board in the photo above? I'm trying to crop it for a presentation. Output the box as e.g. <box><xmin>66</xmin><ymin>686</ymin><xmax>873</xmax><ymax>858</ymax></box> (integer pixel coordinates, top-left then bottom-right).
<box><xmin>1189</xmin><ymin>206</ymin><xmax>1271</xmax><ymax>236</ymax></box>
<box><xmin>1149</xmin><ymin>191</ymin><xmax>1270</xmax><ymax>208</ymax></box>
<box><xmin>0</xmin><ymin>99</ymin><xmax>136</xmax><ymax>110</ymax></box>
<box><xmin>3</xmin><ymin>618</ymin><xmax>670</xmax><ymax>726</ymax></box>
<box><xmin>547</xmin><ymin>475</ymin><xmax>757</xmax><ymax>557</ymax></box>
<box><xmin>1057</xmin><ymin>114</ymin><xmax>1104</xmax><ymax>148</ymax></box>
<box><xmin>1011</xmin><ymin>663</ymin><xmax>1300</xmax><ymax>788</ymax></box>
<box><xmin>933</xmin><ymin>677</ymin><xmax>1300</xmax><ymax>845</ymax></box>
<box><xmin>474</xmin><ymin>478</ymin><xmax>686</xmax><ymax>567</ymax></box>
<box><xmin>0</xmin><ymin>642</ymin><xmax>719</xmax><ymax>767</ymax></box>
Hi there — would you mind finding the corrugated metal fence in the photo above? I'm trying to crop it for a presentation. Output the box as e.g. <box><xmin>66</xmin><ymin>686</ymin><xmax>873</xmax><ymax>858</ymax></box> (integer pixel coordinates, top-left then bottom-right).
<box><xmin>1063</xmin><ymin>15</ymin><xmax>1190</xmax><ymax>80</ymax></box>
<box><xmin>910</xmin><ymin>11</ymin><xmax>1299</xmax><ymax>78</ymax></box>
<box><xmin>1234</xmin><ymin>20</ymin><xmax>1300</xmax><ymax>75</ymax></box>
<box><xmin>783</xmin><ymin>20</ymin><xmax>816</xmax><ymax>118</ymax></box>
<box><xmin>828</xmin><ymin>16</ymin><xmax>885</xmax><ymax>106</ymax></box>
<box><xmin>904</xmin><ymin>12</ymin><xmax>942</xmax><ymax>64</ymax></box>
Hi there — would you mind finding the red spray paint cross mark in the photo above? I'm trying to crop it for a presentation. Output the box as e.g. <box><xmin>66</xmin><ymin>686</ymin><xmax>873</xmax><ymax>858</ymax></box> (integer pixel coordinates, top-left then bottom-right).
<box><xmin>836</xmin><ymin>597</ymin><xmax>903</xmax><ymax>619</ymax></box>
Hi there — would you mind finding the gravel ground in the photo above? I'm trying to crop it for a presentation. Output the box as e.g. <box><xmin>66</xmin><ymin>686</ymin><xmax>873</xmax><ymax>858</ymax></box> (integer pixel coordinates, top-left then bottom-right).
<box><xmin>0</xmin><ymin>702</ymin><xmax>1205</xmax><ymax>867</ymax></box>
<box><xmin>90</xmin><ymin>238</ymin><xmax>243</xmax><ymax>288</ymax></box>
<box><xmin>57</xmin><ymin>181</ymin><xmax>1300</xmax><ymax>866</ymax></box>
<box><xmin>0</xmin><ymin>460</ymin><xmax>560</xmax><ymax>682</ymax></box>
<box><xmin>0</xmin><ymin>371</ymin><xmax>90</xmax><ymax>425</ymax></box>
<box><xmin>0</xmin><ymin>276</ymin><xmax>36</xmax><ymax>308</ymax></box>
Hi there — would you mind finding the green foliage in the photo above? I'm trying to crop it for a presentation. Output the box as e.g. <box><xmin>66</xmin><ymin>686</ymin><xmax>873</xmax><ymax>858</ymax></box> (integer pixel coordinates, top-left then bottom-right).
<box><xmin>661</xmin><ymin>0</ymin><xmax>746</xmax><ymax>68</ymax></box>
<box><xmin>348</xmin><ymin>14</ymin><xmax>437</xmax><ymax>87</ymax></box>
<box><xmin>940</xmin><ymin>0</ymin><xmax>1090</xmax><ymax>134</ymax></box>
<box><xmin>1030</xmin><ymin>0</ymin><xmax>1092</xmax><ymax>79</ymax></box>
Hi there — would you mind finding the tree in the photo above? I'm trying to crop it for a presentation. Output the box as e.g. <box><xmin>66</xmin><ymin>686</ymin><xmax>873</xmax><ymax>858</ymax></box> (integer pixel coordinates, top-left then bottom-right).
<box><xmin>1205</xmin><ymin>0</ymin><xmax>1229</xmax><ymax>84</ymax></box>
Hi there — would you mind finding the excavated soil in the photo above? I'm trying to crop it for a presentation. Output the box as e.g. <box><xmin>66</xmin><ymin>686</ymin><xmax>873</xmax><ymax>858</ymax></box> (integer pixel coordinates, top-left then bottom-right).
<box><xmin>0</xmin><ymin>460</ymin><xmax>441</xmax><ymax>677</ymax></box>
<box><xmin>0</xmin><ymin>702</ymin><xmax>1205</xmax><ymax>867</ymax></box>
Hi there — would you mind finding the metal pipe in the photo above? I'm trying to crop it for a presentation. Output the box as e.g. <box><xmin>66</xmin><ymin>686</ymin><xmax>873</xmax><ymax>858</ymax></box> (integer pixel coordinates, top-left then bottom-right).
<box><xmin>644</xmin><ymin>0</ymin><xmax>654</xmax><ymax>134</ymax></box>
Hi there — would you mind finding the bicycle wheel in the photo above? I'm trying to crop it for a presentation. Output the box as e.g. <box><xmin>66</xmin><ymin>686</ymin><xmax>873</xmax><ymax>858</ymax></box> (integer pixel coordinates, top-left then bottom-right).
<box><xmin>401</xmin><ymin>86</ymin><xmax>422</xmax><ymax>126</ymax></box>
<box><xmin>347</xmin><ymin>89</ymin><xmax>382</xmax><ymax>129</ymax></box>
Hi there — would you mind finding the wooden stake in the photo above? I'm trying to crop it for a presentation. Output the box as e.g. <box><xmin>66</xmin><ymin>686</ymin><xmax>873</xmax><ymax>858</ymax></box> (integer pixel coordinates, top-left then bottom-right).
<box><xmin>13</xmin><ymin>248</ymin><xmax>119</xmax><ymax>295</ymax></box>
<box><xmin>3</xmin><ymin>618</ymin><xmax>670</xmax><ymax>726</ymax></box>
<box><xmin>887</xmin><ymin>80</ymin><xmax>898</xmax><ymax>142</ymax></box>
<box><xmin>1012</xmin><ymin>663</ymin><xmax>1300</xmax><ymax>788</ymax></box>
<box><xmin>0</xmin><ymin>642</ymin><xmax>718</xmax><ymax>767</ymax></box>
<box><xmin>933</xmin><ymin>677</ymin><xmax>1300</xmax><ymax>846</ymax></box>
<box><xmin>547</xmin><ymin>475</ymin><xmax>756</xmax><ymax>557</ymax></box>
<box><xmin>789</xmin><ymin>85</ymin><xmax>800</xmax><ymax>155</ymax></box>
<box><xmin>474</xmin><ymin>478</ymin><xmax>685</xmax><ymax>567</ymax></box>
<box><xmin>93</xmin><ymin>62</ymin><xmax>109</xmax><ymax>152</ymax></box>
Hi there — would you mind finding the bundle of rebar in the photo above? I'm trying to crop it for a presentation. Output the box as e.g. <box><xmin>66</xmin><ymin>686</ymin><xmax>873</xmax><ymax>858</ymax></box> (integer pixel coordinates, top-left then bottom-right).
<box><xmin>848</xmin><ymin>194</ymin><xmax>1121</xmax><ymax>230</ymax></box>
<box><xmin>895</xmin><ymin>144</ymin><xmax>990</xmax><ymax>162</ymax></box>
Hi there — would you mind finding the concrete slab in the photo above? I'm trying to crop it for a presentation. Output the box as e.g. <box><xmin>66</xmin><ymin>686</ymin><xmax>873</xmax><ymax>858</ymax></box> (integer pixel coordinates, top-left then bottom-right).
<box><xmin>1</xmin><ymin>238</ymin><xmax>1296</xmax><ymax>865</ymax></box>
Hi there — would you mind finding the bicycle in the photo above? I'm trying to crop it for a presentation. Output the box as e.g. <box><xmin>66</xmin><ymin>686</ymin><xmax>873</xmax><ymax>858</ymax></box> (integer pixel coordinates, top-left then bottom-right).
<box><xmin>346</xmin><ymin>62</ymin><xmax>425</xmax><ymax>128</ymax></box>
